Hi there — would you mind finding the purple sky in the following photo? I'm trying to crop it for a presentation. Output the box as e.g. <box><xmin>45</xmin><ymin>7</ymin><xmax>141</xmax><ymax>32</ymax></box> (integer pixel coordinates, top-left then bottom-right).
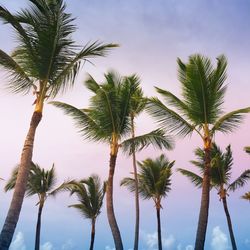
<box><xmin>0</xmin><ymin>0</ymin><xmax>250</xmax><ymax>249</ymax></box>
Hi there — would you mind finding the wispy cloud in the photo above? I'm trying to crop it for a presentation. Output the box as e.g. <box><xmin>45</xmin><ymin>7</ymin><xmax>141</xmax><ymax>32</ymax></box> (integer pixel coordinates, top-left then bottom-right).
<box><xmin>10</xmin><ymin>232</ymin><xmax>26</xmax><ymax>250</ymax></box>
<box><xmin>211</xmin><ymin>226</ymin><xmax>229</xmax><ymax>250</ymax></box>
<box><xmin>105</xmin><ymin>246</ymin><xmax>115</xmax><ymax>250</ymax></box>
<box><xmin>41</xmin><ymin>242</ymin><xmax>54</xmax><ymax>250</ymax></box>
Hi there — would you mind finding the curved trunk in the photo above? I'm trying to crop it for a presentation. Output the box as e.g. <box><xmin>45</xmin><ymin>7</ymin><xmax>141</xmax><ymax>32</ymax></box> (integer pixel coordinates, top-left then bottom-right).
<box><xmin>195</xmin><ymin>144</ymin><xmax>211</xmax><ymax>250</ymax></box>
<box><xmin>89</xmin><ymin>218</ymin><xmax>96</xmax><ymax>250</ymax></box>
<box><xmin>0</xmin><ymin>111</ymin><xmax>42</xmax><ymax>249</ymax></box>
<box><xmin>131</xmin><ymin>116</ymin><xmax>140</xmax><ymax>250</ymax></box>
<box><xmin>222</xmin><ymin>197</ymin><xmax>237</xmax><ymax>250</ymax></box>
<box><xmin>156</xmin><ymin>207</ymin><xmax>162</xmax><ymax>250</ymax></box>
<box><xmin>106</xmin><ymin>152</ymin><xmax>123</xmax><ymax>250</ymax></box>
<box><xmin>35</xmin><ymin>201</ymin><xmax>44</xmax><ymax>250</ymax></box>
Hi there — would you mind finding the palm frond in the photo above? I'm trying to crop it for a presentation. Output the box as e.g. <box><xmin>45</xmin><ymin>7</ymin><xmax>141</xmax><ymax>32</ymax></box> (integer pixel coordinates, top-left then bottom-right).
<box><xmin>177</xmin><ymin>168</ymin><xmax>203</xmax><ymax>188</ymax></box>
<box><xmin>121</xmin><ymin>129</ymin><xmax>174</xmax><ymax>155</ymax></box>
<box><xmin>50</xmin><ymin>101</ymin><xmax>107</xmax><ymax>142</ymax></box>
<box><xmin>244</xmin><ymin>147</ymin><xmax>250</xmax><ymax>154</ymax></box>
<box><xmin>211</xmin><ymin>108</ymin><xmax>250</xmax><ymax>135</ymax></box>
<box><xmin>228</xmin><ymin>169</ymin><xmax>250</xmax><ymax>191</ymax></box>
<box><xmin>4</xmin><ymin>166</ymin><xmax>19</xmax><ymax>192</ymax></box>
<box><xmin>241</xmin><ymin>192</ymin><xmax>250</xmax><ymax>201</ymax></box>
<box><xmin>146</xmin><ymin>97</ymin><xmax>194</xmax><ymax>137</ymax></box>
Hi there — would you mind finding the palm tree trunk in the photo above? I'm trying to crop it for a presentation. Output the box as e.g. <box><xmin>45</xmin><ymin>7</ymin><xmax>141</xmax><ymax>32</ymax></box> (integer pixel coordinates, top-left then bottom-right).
<box><xmin>35</xmin><ymin>202</ymin><xmax>44</xmax><ymax>250</ymax></box>
<box><xmin>106</xmin><ymin>153</ymin><xmax>123</xmax><ymax>250</ymax></box>
<box><xmin>89</xmin><ymin>218</ymin><xmax>96</xmax><ymax>250</ymax></box>
<box><xmin>195</xmin><ymin>146</ymin><xmax>211</xmax><ymax>250</ymax></box>
<box><xmin>222</xmin><ymin>197</ymin><xmax>237</xmax><ymax>250</ymax></box>
<box><xmin>156</xmin><ymin>207</ymin><xmax>162</xmax><ymax>250</ymax></box>
<box><xmin>0</xmin><ymin>111</ymin><xmax>42</xmax><ymax>250</ymax></box>
<box><xmin>131</xmin><ymin>116</ymin><xmax>140</xmax><ymax>250</ymax></box>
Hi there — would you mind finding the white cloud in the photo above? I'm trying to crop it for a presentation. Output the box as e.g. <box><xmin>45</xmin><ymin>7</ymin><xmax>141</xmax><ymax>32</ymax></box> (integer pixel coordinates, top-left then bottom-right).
<box><xmin>62</xmin><ymin>239</ymin><xmax>75</xmax><ymax>250</ymax></box>
<box><xmin>10</xmin><ymin>231</ymin><xmax>26</xmax><ymax>250</ymax></box>
<box><xmin>105</xmin><ymin>246</ymin><xmax>115</xmax><ymax>250</ymax></box>
<box><xmin>41</xmin><ymin>242</ymin><xmax>54</xmax><ymax>250</ymax></box>
<box><xmin>186</xmin><ymin>245</ymin><xmax>194</xmax><ymax>250</ymax></box>
<box><xmin>211</xmin><ymin>226</ymin><xmax>229</xmax><ymax>250</ymax></box>
<box><xmin>141</xmin><ymin>231</ymin><xmax>175</xmax><ymax>250</ymax></box>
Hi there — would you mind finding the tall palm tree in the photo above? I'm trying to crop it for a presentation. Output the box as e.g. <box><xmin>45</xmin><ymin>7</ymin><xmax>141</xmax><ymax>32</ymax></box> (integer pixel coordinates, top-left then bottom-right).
<box><xmin>61</xmin><ymin>175</ymin><xmax>106</xmax><ymax>250</ymax></box>
<box><xmin>178</xmin><ymin>144</ymin><xmax>250</xmax><ymax>250</ymax></box>
<box><xmin>125</xmin><ymin>74</ymin><xmax>146</xmax><ymax>250</ymax></box>
<box><xmin>0</xmin><ymin>1</ymin><xmax>116</xmax><ymax>247</ymax></box>
<box><xmin>51</xmin><ymin>71</ymin><xmax>174</xmax><ymax>249</ymax></box>
<box><xmin>5</xmin><ymin>163</ymin><xmax>58</xmax><ymax>250</ymax></box>
<box><xmin>147</xmin><ymin>54</ymin><xmax>250</xmax><ymax>249</ymax></box>
<box><xmin>121</xmin><ymin>154</ymin><xmax>174</xmax><ymax>250</ymax></box>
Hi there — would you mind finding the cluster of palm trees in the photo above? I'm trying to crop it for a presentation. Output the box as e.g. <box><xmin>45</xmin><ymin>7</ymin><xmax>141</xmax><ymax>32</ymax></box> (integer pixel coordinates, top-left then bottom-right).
<box><xmin>0</xmin><ymin>0</ymin><xmax>250</xmax><ymax>250</ymax></box>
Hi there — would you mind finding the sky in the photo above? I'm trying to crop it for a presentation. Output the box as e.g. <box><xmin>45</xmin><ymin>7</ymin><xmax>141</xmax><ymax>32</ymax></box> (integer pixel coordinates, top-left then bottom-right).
<box><xmin>0</xmin><ymin>0</ymin><xmax>250</xmax><ymax>249</ymax></box>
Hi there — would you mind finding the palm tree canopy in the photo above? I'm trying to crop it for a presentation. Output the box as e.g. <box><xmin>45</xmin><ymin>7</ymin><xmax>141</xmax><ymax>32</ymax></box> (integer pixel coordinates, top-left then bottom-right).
<box><xmin>5</xmin><ymin>162</ymin><xmax>57</xmax><ymax>199</ymax></box>
<box><xmin>0</xmin><ymin>0</ymin><xmax>117</xmax><ymax>97</ymax></box>
<box><xmin>178</xmin><ymin>144</ymin><xmax>250</xmax><ymax>191</ymax></box>
<box><xmin>67</xmin><ymin>175</ymin><xmax>106</xmax><ymax>220</ymax></box>
<box><xmin>121</xmin><ymin>154</ymin><xmax>174</xmax><ymax>202</ymax></box>
<box><xmin>147</xmin><ymin>54</ymin><xmax>250</xmax><ymax>137</ymax></box>
<box><xmin>242</xmin><ymin>192</ymin><xmax>250</xmax><ymax>201</ymax></box>
<box><xmin>51</xmin><ymin>71</ymin><xmax>174</xmax><ymax>152</ymax></box>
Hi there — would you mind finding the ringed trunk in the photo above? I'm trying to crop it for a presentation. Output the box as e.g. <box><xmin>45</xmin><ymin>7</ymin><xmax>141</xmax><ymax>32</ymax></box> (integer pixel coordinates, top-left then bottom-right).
<box><xmin>195</xmin><ymin>139</ymin><xmax>211</xmax><ymax>250</ymax></box>
<box><xmin>89</xmin><ymin>218</ymin><xmax>96</xmax><ymax>250</ymax></box>
<box><xmin>156</xmin><ymin>206</ymin><xmax>162</xmax><ymax>250</ymax></box>
<box><xmin>222</xmin><ymin>197</ymin><xmax>237</xmax><ymax>250</ymax></box>
<box><xmin>0</xmin><ymin>111</ymin><xmax>42</xmax><ymax>249</ymax></box>
<box><xmin>106</xmin><ymin>147</ymin><xmax>123</xmax><ymax>250</ymax></box>
<box><xmin>131</xmin><ymin>116</ymin><xmax>140</xmax><ymax>250</ymax></box>
<box><xmin>35</xmin><ymin>200</ymin><xmax>44</xmax><ymax>250</ymax></box>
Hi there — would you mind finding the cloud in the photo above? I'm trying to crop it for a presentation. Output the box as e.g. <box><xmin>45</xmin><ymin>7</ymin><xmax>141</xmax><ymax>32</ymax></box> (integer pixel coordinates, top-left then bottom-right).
<box><xmin>41</xmin><ymin>242</ymin><xmax>54</xmax><ymax>250</ymax></box>
<box><xmin>141</xmin><ymin>231</ymin><xmax>175</xmax><ymax>249</ymax></box>
<box><xmin>105</xmin><ymin>246</ymin><xmax>115</xmax><ymax>250</ymax></box>
<box><xmin>177</xmin><ymin>243</ymin><xmax>194</xmax><ymax>250</ymax></box>
<box><xmin>211</xmin><ymin>226</ymin><xmax>229</xmax><ymax>250</ymax></box>
<box><xmin>62</xmin><ymin>239</ymin><xmax>76</xmax><ymax>250</ymax></box>
<box><xmin>10</xmin><ymin>232</ymin><xmax>26</xmax><ymax>250</ymax></box>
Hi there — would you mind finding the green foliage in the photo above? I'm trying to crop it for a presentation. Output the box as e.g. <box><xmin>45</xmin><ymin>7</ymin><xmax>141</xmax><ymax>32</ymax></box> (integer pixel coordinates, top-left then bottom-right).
<box><xmin>121</xmin><ymin>154</ymin><xmax>174</xmax><ymax>204</ymax></box>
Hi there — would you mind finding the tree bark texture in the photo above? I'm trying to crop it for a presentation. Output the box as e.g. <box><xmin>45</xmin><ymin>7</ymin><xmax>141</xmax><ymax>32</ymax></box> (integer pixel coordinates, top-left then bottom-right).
<box><xmin>0</xmin><ymin>111</ymin><xmax>42</xmax><ymax>250</ymax></box>
<box><xmin>106</xmin><ymin>153</ymin><xmax>123</xmax><ymax>250</ymax></box>
<box><xmin>222</xmin><ymin>197</ymin><xmax>237</xmax><ymax>250</ymax></box>
<box><xmin>195</xmin><ymin>147</ymin><xmax>211</xmax><ymax>250</ymax></box>
<box><xmin>35</xmin><ymin>202</ymin><xmax>44</xmax><ymax>250</ymax></box>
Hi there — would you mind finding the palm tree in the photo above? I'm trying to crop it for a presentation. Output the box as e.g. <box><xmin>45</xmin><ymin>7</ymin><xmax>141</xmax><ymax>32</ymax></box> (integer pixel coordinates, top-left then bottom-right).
<box><xmin>121</xmin><ymin>154</ymin><xmax>174</xmax><ymax>250</ymax></box>
<box><xmin>5</xmin><ymin>163</ymin><xmax>58</xmax><ymax>250</ymax></box>
<box><xmin>51</xmin><ymin>71</ymin><xmax>174</xmax><ymax>249</ymax></box>
<box><xmin>242</xmin><ymin>192</ymin><xmax>250</xmax><ymax>201</ymax></box>
<box><xmin>60</xmin><ymin>175</ymin><xmax>106</xmax><ymax>250</ymax></box>
<box><xmin>0</xmin><ymin>0</ymin><xmax>116</xmax><ymax>247</ymax></box>
<box><xmin>125</xmin><ymin>74</ymin><xmax>146</xmax><ymax>250</ymax></box>
<box><xmin>147</xmin><ymin>54</ymin><xmax>250</xmax><ymax>249</ymax></box>
<box><xmin>178</xmin><ymin>144</ymin><xmax>250</xmax><ymax>250</ymax></box>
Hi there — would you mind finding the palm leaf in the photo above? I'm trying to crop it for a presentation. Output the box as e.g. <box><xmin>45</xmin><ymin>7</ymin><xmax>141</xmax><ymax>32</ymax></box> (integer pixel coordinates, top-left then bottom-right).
<box><xmin>121</xmin><ymin>129</ymin><xmax>174</xmax><ymax>155</ymax></box>
<box><xmin>177</xmin><ymin>168</ymin><xmax>203</xmax><ymax>188</ymax></box>
<box><xmin>211</xmin><ymin>108</ymin><xmax>250</xmax><ymax>135</ymax></box>
<box><xmin>241</xmin><ymin>192</ymin><xmax>250</xmax><ymax>201</ymax></box>
<box><xmin>228</xmin><ymin>169</ymin><xmax>250</xmax><ymax>191</ymax></box>
<box><xmin>146</xmin><ymin>97</ymin><xmax>194</xmax><ymax>137</ymax></box>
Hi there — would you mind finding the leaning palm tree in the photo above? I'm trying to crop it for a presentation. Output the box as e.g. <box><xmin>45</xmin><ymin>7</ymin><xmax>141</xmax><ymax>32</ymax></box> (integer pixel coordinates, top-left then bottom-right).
<box><xmin>51</xmin><ymin>71</ymin><xmax>173</xmax><ymax>249</ymax></box>
<box><xmin>178</xmin><ymin>144</ymin><xmax>250</xmax><ymax>250</ymax></box>
<box><xmin>5</xmin><ymin>163</ymin><xmax>58</xmax><ymax>250</ymax></box>
<box><xmin>121</xmin><ymin>154</ymin><xmax>174</xmax><ymax>250</ymax></box>
<box><xmin>62</xmin><ymin>175</ymin><xmax>106</xmax><ymax>250</ymax></box>
<box><xmin>125</xmin><ymin>74</ymin><xmax>146</xmax><ymax>250</ymax></box>
<box><xmin>0</xmin><ymin>0</ymin><xmax>116</xmax><ymax>247</ymax></box>
<box><xmin>147</xmin><ymin>54</ymin><xmax>250</xmax><ymax>249</ymax></box>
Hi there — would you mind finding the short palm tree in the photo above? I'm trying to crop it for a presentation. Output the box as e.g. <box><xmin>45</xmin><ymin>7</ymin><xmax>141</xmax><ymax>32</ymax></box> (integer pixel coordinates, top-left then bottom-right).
<box><xmin>61</xmin><ymin>175</ymin><xmax>106</xmax><ymax>250</ymax></box>
<box><xmin>147</xmin><ymin>54</ymin><xmax>250</xmax><ymax>249</ymax></box>
<box><xmin>51</xmin><ymin>71</ymin><xmax>173</xmax><ymax>249</ymax></box>
<box><xmin>0</xmin><ymin>1</ymin><xmax>116</xmax><ymax>247</ymax></box>
<box><xmin>5</xmin><ymin>163</ymin><xmax>58</xmax><ymax>250</ymax></box>
<box><xmin>121</xmin><ymin>154</ymin><xmax>174</xmax><ymax>250</ymax></box>
<box><xmin>178</xmin><ymin>144</ymin><xmax>250</xmax><ymax>250</ymax></box>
